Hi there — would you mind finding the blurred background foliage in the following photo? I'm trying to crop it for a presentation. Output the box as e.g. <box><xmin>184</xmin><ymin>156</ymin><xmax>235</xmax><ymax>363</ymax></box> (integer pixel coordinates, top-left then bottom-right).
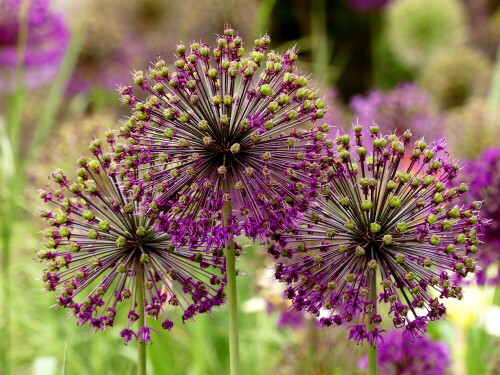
<box><xmin>0</xmin><ymin>0</ymin><xmax>499</xmax><ymax>374</ymax></box>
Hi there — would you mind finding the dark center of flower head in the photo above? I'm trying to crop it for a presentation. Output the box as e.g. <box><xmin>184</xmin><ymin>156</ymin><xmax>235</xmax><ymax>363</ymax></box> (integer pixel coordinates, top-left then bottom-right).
<box><xmin>37</xmin><ymin>140</ymin><xmax>227</xmax><ymax>344</ymax></box>
<box><xmin>273</xmin><ymin>124</ymin><xmax>487</xmax><ymax>345</ymax></box>
<box><xmin>115</xmin><ymin>26</ymin><xmax>329</xmax><ymax>243</ymax></box>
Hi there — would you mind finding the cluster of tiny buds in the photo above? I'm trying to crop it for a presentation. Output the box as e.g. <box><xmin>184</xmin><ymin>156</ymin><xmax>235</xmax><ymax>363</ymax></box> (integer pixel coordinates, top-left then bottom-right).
<box><xmin>271</xmin><ymin>124</ymin><xmax>487</xmax><ymax>344</ymax></box>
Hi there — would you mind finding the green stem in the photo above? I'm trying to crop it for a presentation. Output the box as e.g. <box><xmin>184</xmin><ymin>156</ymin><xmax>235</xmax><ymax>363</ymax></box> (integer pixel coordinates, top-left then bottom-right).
<box><xmin>0</xmin><ymin>2</ymin><xmax>29</xmax><ymax>372</ymax></box>
<box><xmin>253</xmin><ymin>0</ymin><xmax>278</xmax><ymax>34</ymax></box>
<box><xmin>137</xmin><ymin>268</ymin><xmax>147</xmax><ymax>375</ymax></box>
<box><xmin>367</xmin><ymin>271</ymin><xmax>377</xmax><ymax>375</ymax></box>
<box><xmin>223</xmin><ymin>199</ymin><xmax>240</xmax><ymax>375</ymax></box>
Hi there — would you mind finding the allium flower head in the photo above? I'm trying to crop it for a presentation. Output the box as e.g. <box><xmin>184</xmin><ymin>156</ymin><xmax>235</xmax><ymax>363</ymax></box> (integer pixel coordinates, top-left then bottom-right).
<box><xmin>117</xmin><ymin>26</ymin><xmax>328</xmax><ymax>245</ymax></box>
<box><xmin>36</xmin><ymin>136</ymin><xmax>226</xmax><ymax>343</ymax></box>
<box><xmin>445</xmin><ymin>99</ymin><xmax>500</xmax><ymax>159</ymax></box>
<box><xmin>350</xmin><ymin>83</ymin><xmax>444</xmax><ymax>140</ymax></box>
<box><xmin>421</xmin><ymin>47</ymin><xmax>492</xmax><ymax>109</ymax></box>
<box><xmin>359</xmin><ymin>330</ymin><xmax>451</xmax><ymax>374</ymax></box>
<box><xmin>273</xmin><ymin>125</ymin><xmax>487</xmax><ymax>343</ymax></box>
<box><xmin>0</xmin><ymin>0</ymin><xmax>69</xmax><ymax>90</ymax></box>
<box><xmin>462</xmin><ymin>148</ymin><xmax>500</xmax><ymax>285</ymax></box>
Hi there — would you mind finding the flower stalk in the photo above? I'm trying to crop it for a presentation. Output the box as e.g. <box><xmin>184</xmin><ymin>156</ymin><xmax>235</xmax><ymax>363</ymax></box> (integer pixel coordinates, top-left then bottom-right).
<box><xmin>136</xmin><ymin>267</ymin><xmax>147</xmax><ymax>375</ymax></box>
<box><xmin>223</xmin><ymin>198</ymin><xmax>240</xmax><ymax>375</ymax></box>
<box><xmin>367</xmin><ymin>270</ymin><xmax>377</xmax><ymax>375</ymax></box>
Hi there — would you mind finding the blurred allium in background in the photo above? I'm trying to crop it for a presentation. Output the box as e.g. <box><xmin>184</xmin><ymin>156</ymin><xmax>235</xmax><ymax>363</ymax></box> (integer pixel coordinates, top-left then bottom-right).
<box><xmin>181</xmin><ymin>0</ymin><xmax>257</xmax><ymax>39</ymax></box>
<box><xmin>349</xmin><ymin>83</ymin><xmax>444</xmax><ymax>139</ymax></box>
<box><xmin>67</xmin><ymin>0</ymin><xmax>134</xmax><ymax>93</ymax></box>
<box><xmin>66</xmin><ymin>0</ymin><xmax>259</xmax><ymax>94</ymax></box>
<box><xmin>471</xmin><ymin>10</ymin><xmax>500</xmax><ymax>61</ymax></box>
<box><xmin>273</xmin><ymin>322</ymin><xmax>365</xmax><ymax>375</ymax></box>
<box><xmin>359</xmin><ymin>330</ymin><xmax>451</xmax><ymax>375</ymax></box>
<box><xmin>37</xmin><ymin>139</ymin><xmax>226</xmax><ymax>343</ymax></box>
<box><xmin>118</xmin><ymin>27</ymin><xmax>328</xmax><ymax>246</ymax></box>
<box><xmin>421</xmin><ymin>48</ymin><xmax>492</xmax><ymax>109</ymax></box>
<box><xmin>274</xmin><ymin>126</ymin><xmax>487</xmax><ymax>343</ymax></box>
<box><xmin>445</xmin><ymin>99</ymin><xmax>500</xmax><ymax>159</ymax></box>
<box><xmin>0</xmin><ymin>0</ymin><xmax>69</xmax><ymax>90</ymax></box>
<box><xmin>386</xmin><ymin>0</ymin><xmax>466</xmax><ymax>69</ymax></box>
<box><xmin>31</xmin><ymin>113</ymin><xmax>117</xmax><ymax>179</ymax></box>
<box><xmin>462</xmin><ymin>148</ymin><xmax>500</xmax><ymax>285</ymax></box>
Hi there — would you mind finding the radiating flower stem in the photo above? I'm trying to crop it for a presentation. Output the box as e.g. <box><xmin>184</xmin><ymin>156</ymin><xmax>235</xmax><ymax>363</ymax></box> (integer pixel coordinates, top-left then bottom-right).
<box><xmin>223</xmin><ymin>199</ymin><xmax>240</xmax><ymax>375</ymax></box>
<box><xmin>367</xmin><ymin>271</ymin><xmax>377</xmax><ymax>375</ymax></box>
<box><xmin>136</xmin><ymin>268</ymin><xmax>147</xmax><ymax>375</ymax></box>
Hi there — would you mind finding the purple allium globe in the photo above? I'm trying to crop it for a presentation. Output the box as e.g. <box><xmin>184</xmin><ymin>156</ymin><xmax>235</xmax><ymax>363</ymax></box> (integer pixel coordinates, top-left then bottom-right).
<box><xmin>36</xmin><ymin>135</ymin><xmax>226</xmax><ymax>344</ymax></box>
<box><xmin>350</xmin><ymin>83</ymin><xmax>444</xmax><ymax>140</ymax></box>
<box><xmin>462</xmin><ymin>147</ymin><xmax>500</xmax><ymax>285</ymax></box>
<box><xmin>273</xmin><ymin>125</ymin><xmax>487</xmax><ymax>344</ymax></box>
<box><xmin>359</xmin><ymin>330</ymin><xmax>451</xmax><ymax>374</ymax></box>
<box><xmin>0</xmin><ymin>0</ymin><xmax>69</xmax><ymax>90</ymax></box>
<box><xmin>117</xmin><ymin>26</ymin><xmax>328</xmax><ymax>246</ymax></box>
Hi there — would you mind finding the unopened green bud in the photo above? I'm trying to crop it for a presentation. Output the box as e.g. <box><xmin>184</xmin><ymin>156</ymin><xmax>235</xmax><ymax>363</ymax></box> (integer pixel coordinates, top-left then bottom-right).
<box><xmin>56</xmin><ymin>213</ymin><xmax>68</xmax><ymax>224</ymax></box>
<box><xmin>82</xmin><ymin>211</ymin><xmax>94</xmax><ymax>221</ymax></box>
<box><xmin>389</xmin><ymin>196</ymin><xmax>401</xmax><ymax>208</ymax></box>
<box><xmin>370</xmin><ymin>223</ymin><xmax>381</xmax><ymax>233</ymax></box>
<box><xmin>98</xmin><ymin>220</ymin><xmax>110</xmax><ymax>232</ymax></box>
<box><xmin>260</xmin><ymin>84</ymin><xmax>272</xmax><ymax>96</ymax></box>
<box><xmin>427</xmin><ymin>214</ymin><xmax>437</xmax><ymax>224</ymax></box>
<box><xmin>383</xmin><ymin>235</ymin><xmax>393</xmax><ymax>245</ymax></box>
<box><xmin>355</xmin><ymin>246</ymin><xmax>365</xmax><ymax>256</ymax></box>
<box><xmin>430</xmin><ymin>235</ymin><xmax>441</xmax><ymax>245</ymax></box>
<box><xmin>361</xmin><ymin>201</ymin><xmax>373</xmax><ymax>211</ymax></box>
<box><xmin>116</xmin><ymin>236</ymin><xmax>126</xmax><ymax>247</ymax></box>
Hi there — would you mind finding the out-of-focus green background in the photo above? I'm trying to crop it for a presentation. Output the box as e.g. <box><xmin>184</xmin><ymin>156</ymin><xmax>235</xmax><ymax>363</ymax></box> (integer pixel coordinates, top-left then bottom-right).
<box><xmin>1</xmin><ymin>0</ymin><xmax>499</xmax><ymax>374</ymax></box>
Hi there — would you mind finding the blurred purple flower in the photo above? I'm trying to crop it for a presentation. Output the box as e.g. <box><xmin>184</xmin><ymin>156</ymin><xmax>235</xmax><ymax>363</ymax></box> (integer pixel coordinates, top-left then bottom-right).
<box><xmin>462</xmin><ymin>147</ymin><xmax>500</xmax><ymax>284</ymax></box>
<box><xmin>345</xmin><ymin>0</ymin><xmax>391</xmax><ymax>12</ymax></box>
<box><xmin>350</xmin><ymin>83</ymin><xmax>444</xmax><ymax>140</ymax></box>
<box><xmin>360</xmin><ymin>330</ymin><xmax>451</xmax><ymax>374</ymax></box>
<box><xmin>0</xmin><ymin>0</ymin><xmax>69</xmax><ymax>90</ymax></box>
<box><xmin>277</xmin><ymin>310</ymin><xmax>307</xmax><ymax>330</ymax></box>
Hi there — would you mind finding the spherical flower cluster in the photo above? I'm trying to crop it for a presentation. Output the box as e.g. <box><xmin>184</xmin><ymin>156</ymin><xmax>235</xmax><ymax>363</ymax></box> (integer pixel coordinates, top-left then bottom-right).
<box><xmin>37</xmin><ymin>136</ymin><xmax>226</xmax><ymax>343</ymax></box>
<box><xmin>445</xmin><ymin>99</ymin><xmax>500</xmax><ymax>159</ymax></box>
<box><xmin>273</xmin><ymin>125</ymin><xmax>487</xmax><ymax>343</ymax></box>
<box><xmin>117</xmin><ymin>26</ymin><xmax>328</xmax><ymax>246</ymax></box>
<box><xmin>0</xmin><ymin>0</ymin><xmax>69</xmax><ymax>90</ymax></box>
<box><xmin>462</xmin><ymin>148</ymin><xmax>500</xmax><ymax>285</ymax></box>
<box><xmin>359</xmin><ymin>330</ymin><xmax>451</xmax><ymax>374</ymax></box>
<box><xmin>421</xmin><ymin>47</ymin><xmax>492</xmax><ymax>109</ymax></box>
<box><xmin>471</xmin><ymin>11</ymin><xmax>500</xmax><ymax>61</ymax></box>
<box><xmin>350</xmin><ymin>83</ymin><xmax>444</xmax><ymax>140</ymax></box>
<box><xmin>386</xmin><ymin>0</ymin><xmax>466</xmax><ymax>68</ymax></box>
<box><xmin>67</xmin><ymin>3</ymin><xmax>132</xmax><ymax>94</ymax></box>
